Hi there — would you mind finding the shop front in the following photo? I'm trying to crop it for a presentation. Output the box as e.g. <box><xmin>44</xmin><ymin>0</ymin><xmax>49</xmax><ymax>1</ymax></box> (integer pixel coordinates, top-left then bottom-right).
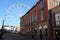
<box><xmin>51</xmin><ymin>5</ymin><xmax>60</xmax><ymax>40</ymax></box>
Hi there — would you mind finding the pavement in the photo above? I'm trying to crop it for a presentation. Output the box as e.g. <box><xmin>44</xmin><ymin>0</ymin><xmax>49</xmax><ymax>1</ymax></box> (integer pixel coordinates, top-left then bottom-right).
<box><xmin>1</xmin><ymin>33</ymin><xmax>34</xmax><ymax>40</ymax></box>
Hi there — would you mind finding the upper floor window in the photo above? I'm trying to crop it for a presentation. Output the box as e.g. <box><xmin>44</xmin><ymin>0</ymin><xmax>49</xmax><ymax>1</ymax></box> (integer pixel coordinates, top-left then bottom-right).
<box><xmin>23</xmin><ymin>19</ymin><xmax>26</xmax><ymax>25</ymax></box>
<box><xmin>53</xmin><ymin>0</ymin><xmax>60</xmax><ymax>6</ymax></box>
<box><xmin>40</xmin><ymin>1</ymin><xmax>44</xmax><ymax>9</ymax></box>
<box><xmin>28</xmin><ymin>17</ymin><xmax>30</xmax><ymax>24</ymax></box>
<box><xmin>26</xmin><ymin>19</ymin><xmax>28</xmax><ymax>25</ymax></box>
<box><xmin>40</xmin><ymin>10</ymin><xmax>44</xmax><ymax>21</ymax></box>
<box><xmin>30</xmin><ymin>16</ymin><xmax>31</xmax><ymax>23</ymax></box>
<box><xmin>32</xmin><ymin>15</ymin><xmax>37</xmax><ymax>22</ymax></box>
<box><xmin>24</xmin><ymin>19</ymin><xmax>28</xmax><ymax>26</ymax></box>
<box><xmin>27</xmin><ymin>16</ymin><xmax>32</xmax><ymax>24</ymax></box>
<box><xmin>55</xmin><ymin>12</ymin><xmax>60</xmax><ymax>26</ymax></box>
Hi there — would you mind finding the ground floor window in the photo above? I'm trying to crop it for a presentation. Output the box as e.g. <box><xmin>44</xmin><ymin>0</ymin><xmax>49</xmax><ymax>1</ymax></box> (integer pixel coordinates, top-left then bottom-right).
<box><xmin>55</xmin><ymin>13</ymin><xmax>60</xmax><ymax>27</ymax></box>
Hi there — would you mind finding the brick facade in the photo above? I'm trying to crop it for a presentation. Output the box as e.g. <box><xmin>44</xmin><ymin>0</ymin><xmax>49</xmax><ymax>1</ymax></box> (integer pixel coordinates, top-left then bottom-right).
<box><xmin>20</xmin><ymin>0</ymin><xmax>60</xmax><ymax>40</ymax></box>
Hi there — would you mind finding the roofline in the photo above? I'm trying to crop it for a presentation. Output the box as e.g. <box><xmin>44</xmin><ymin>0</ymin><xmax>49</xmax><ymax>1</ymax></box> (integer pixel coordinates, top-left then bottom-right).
<box><xmin>20</xmin><ymin>0</ymin><xmax>41</xmax><ymax>19</ymax></box>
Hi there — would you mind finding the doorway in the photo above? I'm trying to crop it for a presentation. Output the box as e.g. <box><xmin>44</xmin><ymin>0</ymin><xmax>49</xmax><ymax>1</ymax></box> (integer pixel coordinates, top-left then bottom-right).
<box><xmin>55</xmin><ymin>30</ymin><xmax>60</xmax><ymax>40</ymax></box>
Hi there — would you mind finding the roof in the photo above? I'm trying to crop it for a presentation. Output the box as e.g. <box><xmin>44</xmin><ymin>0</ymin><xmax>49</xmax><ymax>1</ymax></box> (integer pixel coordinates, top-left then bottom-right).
<box><xmin>20</xmin><ymin>0</ymin><xmax>41</xmax><ymax>19</ymax></box>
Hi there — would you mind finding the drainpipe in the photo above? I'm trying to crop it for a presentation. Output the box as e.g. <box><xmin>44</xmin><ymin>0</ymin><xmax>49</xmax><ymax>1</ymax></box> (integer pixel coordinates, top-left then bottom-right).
<box><xmin>48</xmin><ymin>10</ymin><xmax>53</xmax><ymax>40</ymax></box>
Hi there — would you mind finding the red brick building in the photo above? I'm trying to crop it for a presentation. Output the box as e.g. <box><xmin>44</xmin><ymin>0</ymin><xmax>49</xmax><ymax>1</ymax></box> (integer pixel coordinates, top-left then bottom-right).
<box><xmin>20</xmin><ymin>0</ymin><xmax>60</xmax><ymax>40</ymax></box>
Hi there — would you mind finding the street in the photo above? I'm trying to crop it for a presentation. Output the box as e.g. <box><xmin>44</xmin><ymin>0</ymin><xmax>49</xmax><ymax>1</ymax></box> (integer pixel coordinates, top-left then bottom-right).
<box><xmin>1</xmin><ymin>33</ymin><xmax>33</xmax><ymax>40</ymax></box>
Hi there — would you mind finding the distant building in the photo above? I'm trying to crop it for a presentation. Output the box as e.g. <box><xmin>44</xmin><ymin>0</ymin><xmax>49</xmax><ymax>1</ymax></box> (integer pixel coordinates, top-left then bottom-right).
<box><xmin>14</xmin><ymin>26</ymin><xmax>20</xmax><ymax>32</ymax></box>
<box><xmin>4</xmin><ymin>25</ymin><xmax>20</xmax><ymax>33</ymax></box>
<box><xmin>4</xmin><ymin>26</ymin><xmax>11</xmax><ymax>31</ymax></box>
<box><xmin>20</xmin><ymin>0</ymin><xmax>60</xmax><ymax>40</ymax></box>
<box><xmin>3</xmin><ymin>25</ymin><xmax>14</xmax><ymax>32</ymax></box>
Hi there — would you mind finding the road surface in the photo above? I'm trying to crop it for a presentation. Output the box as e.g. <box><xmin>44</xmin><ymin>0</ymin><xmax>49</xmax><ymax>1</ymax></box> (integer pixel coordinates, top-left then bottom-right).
<box><xmin>1</xmin><ymin>33</ymin><xmax>33</xmax><ymax>40</ymax></box>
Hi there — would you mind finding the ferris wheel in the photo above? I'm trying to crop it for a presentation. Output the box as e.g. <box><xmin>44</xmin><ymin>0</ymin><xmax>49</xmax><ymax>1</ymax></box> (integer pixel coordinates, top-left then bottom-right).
<box><xmin>5</xmin><ymin>3</ymin><xmax>30</xmax><ymax>26</ymax></box>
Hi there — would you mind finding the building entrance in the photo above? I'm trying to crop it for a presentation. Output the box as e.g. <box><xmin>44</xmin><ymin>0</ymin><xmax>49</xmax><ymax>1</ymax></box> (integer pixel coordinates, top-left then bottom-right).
<box><xmin>55</xmin><ymin>30</ymin><xmax>60</xmax><ymax>40</ymax></box>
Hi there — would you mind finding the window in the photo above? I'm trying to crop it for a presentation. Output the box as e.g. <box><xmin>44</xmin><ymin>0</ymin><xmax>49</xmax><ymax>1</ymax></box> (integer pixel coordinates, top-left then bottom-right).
<box><xmin>35</xmin><ymin>16</ymin><xmax>37</xmax><ymax>21</ymax></box>
<box><xmin>53</xmin><ymin>0</ymin><xmax>58</xmax><ymax>6</ymax></box>
<box><xmin>40</xmin><ymin>1</ymin><xmax>44</xmax><ymax>9</ymax></box>
<box><xmin>53</xmin><ymin>0</ymin><xmax>60</xmax><ymax>6</ymax></box>
<box><xmin>30</xmin><ymin>16</ymin><xmax>31</xmax><ymax>23</ymax></box>
<box><xmin>40</xmin><ymin>10</ymin><xmax>44</xmax><ymax>21</ymax></box>
<box><xmin>27</xmin><ymin>18</ymin><xmax>29</xmax><ymax>24</ymax></box>
<box><xmin>32</xmin><ymin>15</ymin><xmax>34</xmax><ymax>22</ymax></box>
<box><xmin>24</xmin><ymin>20</ymin><xmax>25</xmax><ymax>25</ymax></box>
<box><xmin>32</xmin><ymin>15</ymin><xmax>37</xmax><ymax>22</ymax></box>
<box><xmin>26</xmin><ymin>19</ymin><xmax>28</xmax><ymax>25</ymax></box>
<box><xmin>27</xmin><ymin>17</ymin><xmax>29</xmax><ymax>24</ymax></box>
<box><xmin>27</xmin><ymin>16</ymin><xmax>32</xmax><ymax>24</ymax></box>
<box><xmin>55</xmin><ymin>13</ymin><xmax>60</xmax><ymax>26</ymax></box>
